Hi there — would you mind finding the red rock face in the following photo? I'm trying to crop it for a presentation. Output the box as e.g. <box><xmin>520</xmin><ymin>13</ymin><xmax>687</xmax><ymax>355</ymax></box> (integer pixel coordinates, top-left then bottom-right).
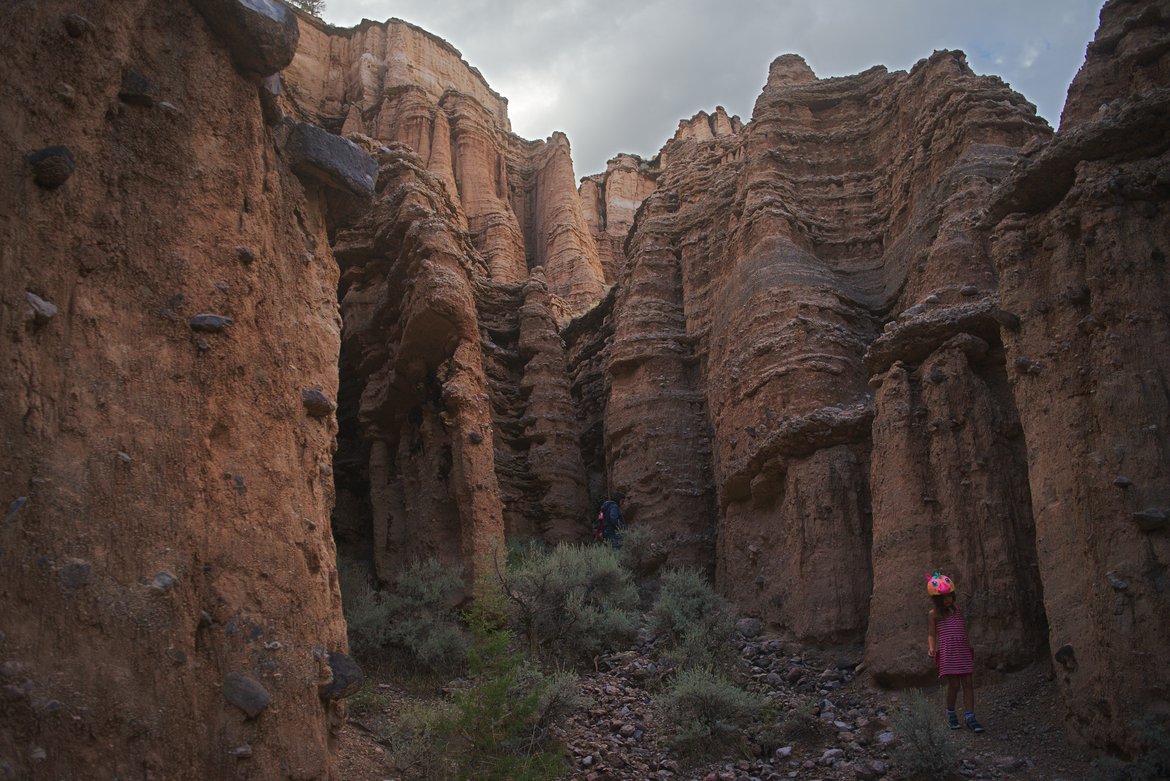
<box><xmin>608</xmin><ymin>52</ymin><xmax>1052</xmax><ymax>647</ymax></box>
<box><xmin>989</xmin><ymin>0</ymin><xmax>1170</xmax><ymax>750</ymax></box>
<box><xmin>0</xmin><ymin>3</ymin><xmax>346</xmax><ymax>778</ymax></box>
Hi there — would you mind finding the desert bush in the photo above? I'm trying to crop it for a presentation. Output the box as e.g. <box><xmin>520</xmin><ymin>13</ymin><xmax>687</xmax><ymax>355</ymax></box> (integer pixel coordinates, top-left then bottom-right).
<box><xmin>647</xmin><ymin>568</ymin><xmax>735</xmax><ymax>670</ymax></box>
<box><xmin>656</xmin><ymin>667</ymin><xmax>766</xmax><ymax>759</ymax></box>
<box><xmin>889</xmin><ymin>689</ymin><xmax>957</xmax><ymax>781</ymax></box>
<box><xmin>444</xmin><ymin>600</ymin><xmax>578</xmax><ymax>780</ymax></box>
<box><xmin>1091</xmin><ymin>715</ymin><xmax>1170</xmax><ymax>781</ymax></box>
<box><xmin>337</xmin><ymin>557</ymin><xmax>468</xmax><ymax>672</ymax></box>
<box><xmin>384</xmin><ymin>700</ymin><xmax>459</xmax><ymax>780</ymax></box>
<box><xmin>501</xmin><ymin>543</ymin><xmax>639</xmax><ymax>662</ymax></box>
<box><xmin>338</xmin><ymin>560</ymin><xmax>392</xmax><ymax>659</ymax></box>
<box><xmin>383</xmin><ymin>559</ymin><xmax>468</xmax><ymax>671</ymax></box>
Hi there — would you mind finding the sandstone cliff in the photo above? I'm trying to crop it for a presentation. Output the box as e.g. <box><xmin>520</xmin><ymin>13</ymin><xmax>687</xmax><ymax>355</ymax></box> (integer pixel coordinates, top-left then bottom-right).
<box><xmin>989</xmin><ymin>0</ymin><xmax>1170</xmax><ymax>749</ymax></box>
<box><xmin>3</xmin><ymin>0</ymin><xmax>1168</xmax><ymax>774</ymax></box>
<box><xmin>1</xmin><ymin>2</ymin><xmax>351</xmax><ymax>778</ymax></box>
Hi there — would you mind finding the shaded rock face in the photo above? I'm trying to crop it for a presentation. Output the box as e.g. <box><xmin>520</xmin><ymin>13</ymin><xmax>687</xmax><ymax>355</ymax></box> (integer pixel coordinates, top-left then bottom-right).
<box><xmin>332</xmin><ymin>146</ymin><xmax>503</xmax><ymax>588</ymax></box>
<box><xmin>0</xmin><ymin>2</ymin><xmax>346</xmax><ymax>779</ymax></box>
<box><xmin>608</xmin><ymin>52</ymin><xmax>1052</xmax><ymax>647</ymax></box>
<box><xmin>988</xmin><ymin>0</ymin><xmax>1170</xmax><ymax>751</ymax></box>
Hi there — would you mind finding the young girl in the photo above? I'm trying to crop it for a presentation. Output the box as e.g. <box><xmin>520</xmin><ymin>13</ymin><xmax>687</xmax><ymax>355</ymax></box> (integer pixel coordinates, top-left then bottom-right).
<box><xmin>926</xmin><ymin>571</ymin><xmax>984</xmax><ymax>732</ymax></box>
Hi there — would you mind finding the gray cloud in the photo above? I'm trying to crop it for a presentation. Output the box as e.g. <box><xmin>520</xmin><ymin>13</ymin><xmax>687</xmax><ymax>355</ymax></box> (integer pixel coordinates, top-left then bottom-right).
<box><xmin>319</xmin><ymin>0</ymin><xmax>1103</xmax><ymax>177</ymax></box>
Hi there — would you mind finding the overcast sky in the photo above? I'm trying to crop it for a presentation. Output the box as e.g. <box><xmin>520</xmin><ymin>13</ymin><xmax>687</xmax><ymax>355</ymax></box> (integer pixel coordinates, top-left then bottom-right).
<box><xmin>317</xmin><ymin>0</ymin><xmax>1105</xmax><ymax>177</ymax></box>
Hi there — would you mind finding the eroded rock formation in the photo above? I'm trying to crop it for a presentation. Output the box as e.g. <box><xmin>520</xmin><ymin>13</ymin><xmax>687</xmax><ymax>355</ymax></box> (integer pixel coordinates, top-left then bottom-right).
<box><xmin>1</xmin><ymin>2</ymin><xmax>349</xmax><ymax>778</ymax></box>
<box><xmin>2</xmin><ymin>0</ymin><xmax>1168</xmax><ymax>773</ymax></box>
<box><xmin>989</xmin><ymin>0</ymin><xmax>1170</xmax><ymax>749</ymax></box>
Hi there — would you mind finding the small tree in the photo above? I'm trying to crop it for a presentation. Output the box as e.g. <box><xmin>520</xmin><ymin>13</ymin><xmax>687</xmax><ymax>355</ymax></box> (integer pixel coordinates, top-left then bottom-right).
<box><xmin>287</xmin><ymin>0</ymin><xmax>326</xmax><ymax>18</ymax></box>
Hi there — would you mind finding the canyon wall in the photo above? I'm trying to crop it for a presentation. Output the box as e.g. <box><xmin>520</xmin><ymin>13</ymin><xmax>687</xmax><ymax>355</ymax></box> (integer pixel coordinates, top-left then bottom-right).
<box><xmin>988</xmin><ymin>0</ymin><xmax>1170</xmax><ymax>749</ymax></box>
<box><xmin>3</xmin><ymin>0</ymin><xmax>1167</xmax><ymax>771</ymax></box>
<box><xmin>0</xmin><ymin>2</ymin><xmax>353</xmax><ymax>778</ymax></box>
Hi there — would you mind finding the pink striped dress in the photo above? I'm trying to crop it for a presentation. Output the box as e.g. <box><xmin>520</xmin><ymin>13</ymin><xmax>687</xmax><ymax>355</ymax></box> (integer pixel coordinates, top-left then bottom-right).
<box><xmin>936</xmin><ymin>606</ymin><xmax>975</xmax><ymax>676</ymax></box>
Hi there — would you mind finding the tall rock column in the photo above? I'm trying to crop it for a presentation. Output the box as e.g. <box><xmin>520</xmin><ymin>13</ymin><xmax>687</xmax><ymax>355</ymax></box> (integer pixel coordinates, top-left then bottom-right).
<box><xmin>517</xmin><ymin>268</ymin><xmax>590</xmax><ymax>542</ymax></box>
<box><xmin>334</xmin><ymin>147</ymin><xmax>504</xmax><ymax>589</ymax></box>
<box><xmin>607</xmin><ymin>191</ymin><xmax>717</xmax><ymax>568</ymax></box>
<box><xmin>989</xmin><ymin>0</ymin><xmax>1170</xmax><ymax>750</ymax></box>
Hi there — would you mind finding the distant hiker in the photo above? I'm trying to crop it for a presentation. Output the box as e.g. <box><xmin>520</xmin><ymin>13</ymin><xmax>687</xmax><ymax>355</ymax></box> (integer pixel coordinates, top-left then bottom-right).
<box><xmin>926</xmin><ymin>571</ymin><xmax>985</xmax><ymax>733</ymax></box>
<box><xmin>597</xmin><ymin>492</ymin><xmax>626</xmax><ymax>549</ymax></box>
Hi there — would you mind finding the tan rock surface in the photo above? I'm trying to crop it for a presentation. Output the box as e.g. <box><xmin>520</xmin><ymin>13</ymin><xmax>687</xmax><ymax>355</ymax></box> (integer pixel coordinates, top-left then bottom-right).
<box><xmin>0</xmin><ymin>3</ymin><xmax>346</xmax><ymax>778</ymax></box>
<box><xmin>989</xmin><ymin>0</ymin><xmax>1170</xmax><ymax>750</ymax></box>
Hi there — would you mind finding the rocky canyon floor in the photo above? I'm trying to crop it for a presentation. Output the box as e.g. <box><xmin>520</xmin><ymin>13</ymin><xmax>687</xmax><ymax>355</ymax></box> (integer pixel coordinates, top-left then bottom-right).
<box><xmin>333</xmin><ymin>633</ymin><xmax>1095</xmax><ymax>781</ymax></box>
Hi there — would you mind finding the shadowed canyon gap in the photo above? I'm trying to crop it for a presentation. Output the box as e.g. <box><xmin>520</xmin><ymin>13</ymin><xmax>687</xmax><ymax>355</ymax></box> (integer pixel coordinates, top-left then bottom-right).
<box><xmin>1</xmin><ymin>0</ymin><xmax>1168</xmax><ymax>777</ymax></box>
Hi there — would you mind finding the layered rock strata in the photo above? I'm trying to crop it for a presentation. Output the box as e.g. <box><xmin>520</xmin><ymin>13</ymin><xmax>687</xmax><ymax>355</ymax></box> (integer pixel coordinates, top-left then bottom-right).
<box><xmin>989</xmin><ymin>0</ymin><xmax>1170</xmax><ymax>750</ymax></box>
<box><xmin>0</xmin><ymin>3</ymin><xmax>348</xmax><ymax>778</ymax></box>
<box><xmin>281</xmin><ymin>14</ymin><xmax>605</xmax><ymax>316</ymax></box>
<box><xmin>604</xmin><ymin>53</ymin><xmax>1052</xmax><ymax>652</ymax></box>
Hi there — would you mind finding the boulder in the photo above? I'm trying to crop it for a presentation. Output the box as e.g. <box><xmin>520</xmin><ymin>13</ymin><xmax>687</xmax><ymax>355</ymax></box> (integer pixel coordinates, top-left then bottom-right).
<box><xmin>190</xmin><ymin>0</ymin><xmax>299</xmax><ymax>77</ymax></box>
<box><xmin>284</xmin><ymin>122</ymin><xmax>377</xmax><ymax>200</ymax></box>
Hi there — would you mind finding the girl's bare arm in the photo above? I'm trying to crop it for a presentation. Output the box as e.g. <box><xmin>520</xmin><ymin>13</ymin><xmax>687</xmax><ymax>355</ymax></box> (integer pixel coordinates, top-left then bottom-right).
<box><xmin>927</xmin><ymin>609</ymin><xmax>938</xmax><ymax>657</ymax></box>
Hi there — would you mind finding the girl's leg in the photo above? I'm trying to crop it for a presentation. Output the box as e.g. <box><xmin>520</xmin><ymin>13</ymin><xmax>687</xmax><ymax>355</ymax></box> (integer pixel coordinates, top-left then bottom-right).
<box><xmin>961</xmin><ymin>674</ymin><xmax>975</xmax><ymax>712</ymax></box>
<box><xmin>946</xmin><ymin>677</ymin><xmax>960</xmax><ymax>709</ymax></box>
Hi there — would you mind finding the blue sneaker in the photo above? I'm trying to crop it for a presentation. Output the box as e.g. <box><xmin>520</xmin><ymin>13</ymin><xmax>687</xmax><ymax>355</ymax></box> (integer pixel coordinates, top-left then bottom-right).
<box><xmin>947</xmin><ymin>711</ymin><xmax>960</xmax><ymax>729</ymax></box>
<box><xmin>965</xmin><ymin>713</ymin><xmax>985</xmax><ymax>733</ymax></box>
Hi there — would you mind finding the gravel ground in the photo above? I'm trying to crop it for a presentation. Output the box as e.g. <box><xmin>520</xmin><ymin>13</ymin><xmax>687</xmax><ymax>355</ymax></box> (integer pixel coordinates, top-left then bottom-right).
<box><xmin>335</xmin><ymin>633</ymin><xmax>1097</xmax><ymax>781</ymax></box>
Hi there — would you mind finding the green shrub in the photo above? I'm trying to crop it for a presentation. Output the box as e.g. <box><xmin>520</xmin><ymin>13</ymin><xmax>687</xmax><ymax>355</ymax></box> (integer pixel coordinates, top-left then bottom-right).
<box><xmin>647</xmin><ymin>568</ymin><xmax>735</xmax><ymax>670</ymax></box>
<box><xmin>383</xmin><ymin>559</ymin><xmax>468</xmax><ymax>671</ymax></box>
<box><xmin>656</xmin><ymin>668</ymin><xmax>766</xmax><ymax>759</ymax></box>
<box><xmin>338</xmin><ymin>560</ymin><xmax>393</xmax><ymax>659</ymax></box>
<box><xmin>501</xmin><ymin>543</ymin><xmax>639</xmax><ymax>662</ymax></box>
<box><xmin>337</xmin><ymin>557</ymin><xmax>468</xmax><ymax>672</ymax></box>
<box><xmin>445</xmin><ymin>600</ymin><xmax>577</xmax><ymax>780</ymax></box>
<box><xmin>889</xmin><ymin>689</ymin><xmax>957</xmax><ymax>781</ymax></box>
<box><xmin>1092</xmin><ymin>715</ymin><xmax>1170</xmax><ymax>781</ymax></box>
<box><xmin>346</xmin><ymin>680</ymin><xmax>390</xmax><ymax>717</ymax></box>
<box><xmin>780</xmin><ymin>693</ymin><xmax>821</xmax><ymax>739</ymax></box>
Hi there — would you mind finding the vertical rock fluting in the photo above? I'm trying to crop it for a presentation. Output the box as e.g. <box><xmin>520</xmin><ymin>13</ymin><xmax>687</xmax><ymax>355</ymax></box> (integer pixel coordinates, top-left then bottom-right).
<box><xmin>989</xmin><ymin>0</ymin><xmax>1170</xmax><ymax>750</ymax></box>
<box><xmin>0</xmin><ymin>3</ymin><xmax>345</xmax><ymax>779</ymax></box>
<box><xmin>282</xmin><ymin>15</ymin><xmax>606</xmax><ymax>313</ymax></box>
<box><xmin>332</xmin><ymin>146</ymin><xmax>504</xmax><ymax>588</ymax></box>
<box><xmin>613</xmin><ymin>53</ymin><xmax>1050</xmax><ymax>644</ymax></box>
<box><xmin>580</xmin><ymin>153</ymin><xmax>659</xmax><ymax>284</ymax></box>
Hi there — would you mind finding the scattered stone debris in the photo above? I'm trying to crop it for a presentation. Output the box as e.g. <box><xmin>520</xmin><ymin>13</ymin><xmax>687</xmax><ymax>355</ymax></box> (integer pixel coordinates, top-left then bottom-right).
<box><xmin>62</xmin><ymin>13</ymin><xmax>95</xmax><ymax>38</ymax></box>
<box><xmin>190</xmin><ymin>0</ymin><xmax>300</xmax><ymax>77</ymax></box>
<box><xmin>149</xmin><ymin>571</ymin><xmax>178</xmax><ymax>594</ymax></box>
<box><xmin>58</xmin><ymin>558</ymin><xmax>92</xmax><ymax>590</ymax></box>
<box><xmin>222</xmin><ymin>672</ymin><xmax>271</xmax><ymax>718</ymax></box>
<box><xmin>27</xmin><ymin>146</ymin><xmax>75</xmax><ymax>189</ymax></box>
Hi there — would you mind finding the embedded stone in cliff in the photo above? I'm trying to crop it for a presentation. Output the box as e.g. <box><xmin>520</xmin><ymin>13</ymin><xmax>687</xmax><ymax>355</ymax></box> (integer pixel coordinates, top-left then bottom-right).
<box><xmin>149</xmin><ymin>571</ymin><xmax>178</xmax><ymax>594</ymax></box>
<box><xmin>190</xmin><ymin>0</ymin><xmax>299</xmax><ymax>77</ymax></box>
<box><xmin>317</xmin><ymin>651</ymin><xmax>362</xmax><ymax>700</ymax></box>
<box><xmin>58</xmin><ymin>559</ymin><xmax>92</xmax><ymax>590</ymax></box>
<box><xmin>285</xmin><ymin>122</ymin><xmax>377</xmax><ymax>200</ymax></box>
<box><xmin>1132</xmin><ymin>508</ymin><xmax>1168</xmax><ymax>532</ymax></box>
<box><xmin>222</xmin><ymin>672</ymin><xmax>271</xmax><ymax>718</ymax></box>
<box><xmin>301</xmin><ymin>388</ymin><xmax>336</xmax><ymax>418</ymax></box>
<box><xmin>27</xmin><ymin>146</ymin><xmax>75</xmax><ymax>189</ymax></box>
<box><xmin>61</xmin><ymin>13</ymin><xmax>94</xmax><ymax>39</ymax></box>
<box><xmin>25</xmin><ymin>292</ymin><xmax>58</xmax><ymax>324</ymax></box>
<box><xmin>189</xmin><ymin>314</ymin><xmax>233</xmax><ymax>333</ymax></box>
<box><xmin>118</xmin><ymin>68</ymin><xmax>158</xmax><ymax>107</ymax></box>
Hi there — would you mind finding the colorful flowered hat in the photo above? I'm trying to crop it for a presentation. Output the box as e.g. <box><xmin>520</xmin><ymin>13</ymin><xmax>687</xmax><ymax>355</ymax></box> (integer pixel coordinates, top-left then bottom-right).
<box><xmin>925</xmin><ymin>571</ymin><xmax>955</xmax><ymax>596</ymax></box>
